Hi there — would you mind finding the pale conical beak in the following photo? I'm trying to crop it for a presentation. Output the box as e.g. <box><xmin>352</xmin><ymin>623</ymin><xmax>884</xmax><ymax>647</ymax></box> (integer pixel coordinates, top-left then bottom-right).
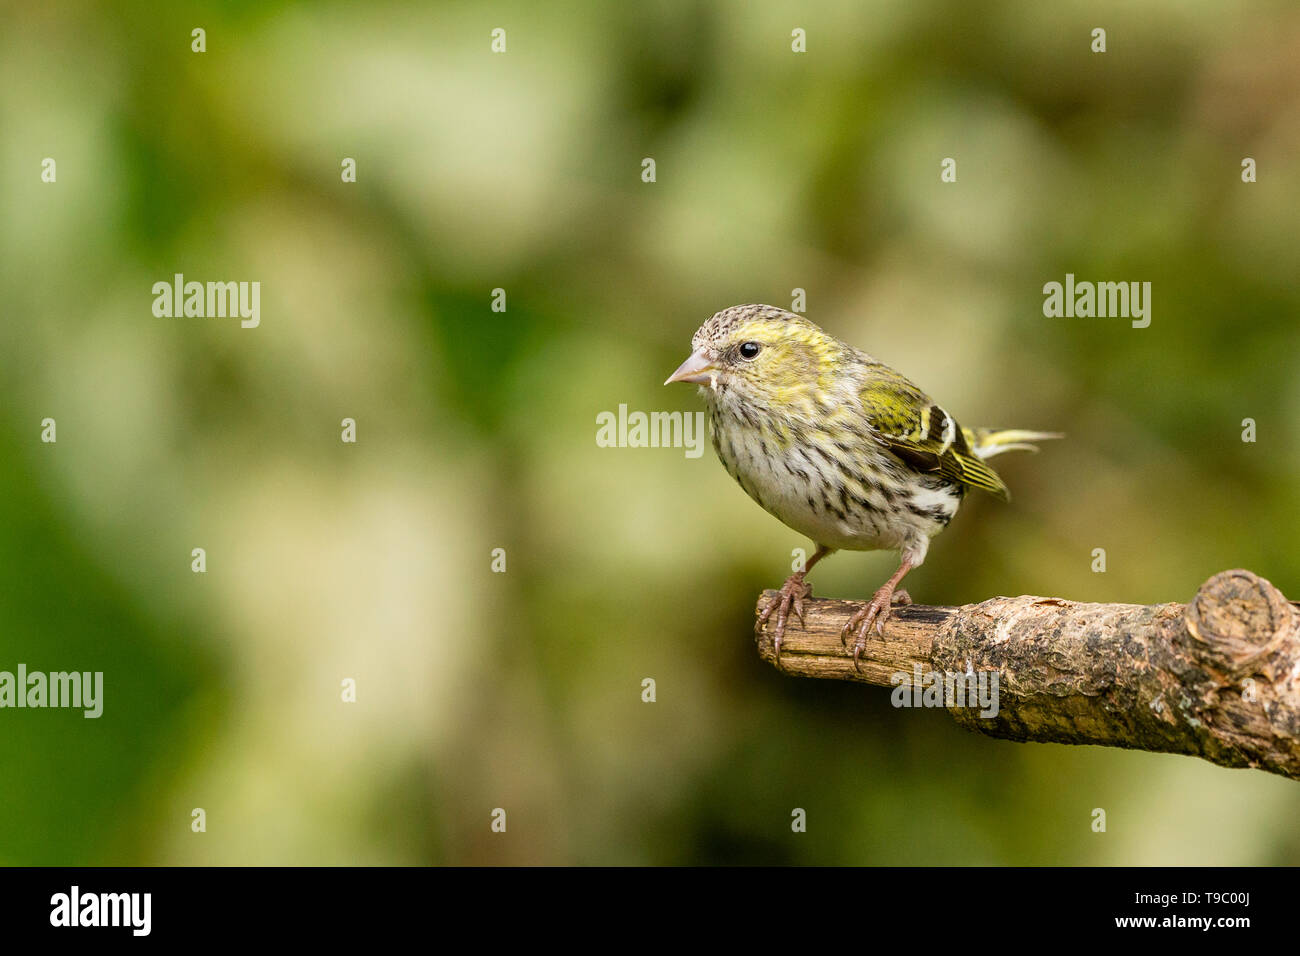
<box><xmin>664</xmin><ymin>348</ymin><xmax>717</xmax><ymax>385</ymax></box>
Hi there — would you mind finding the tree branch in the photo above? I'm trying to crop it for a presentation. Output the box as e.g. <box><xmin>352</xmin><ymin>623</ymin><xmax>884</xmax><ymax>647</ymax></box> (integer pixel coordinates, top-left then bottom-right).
<box><xmin>754</xmin><ymin>569</ymin><xmax>1300</xmax><ymax>780</ymax></box>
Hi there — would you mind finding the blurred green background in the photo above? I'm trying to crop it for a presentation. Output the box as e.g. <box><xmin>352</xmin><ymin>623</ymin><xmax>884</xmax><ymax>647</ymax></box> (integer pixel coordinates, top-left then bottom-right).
<box><xmin>3</xmin><ymin>0</ymin><xmax>1299</xmax><ymax>865</ymax></box>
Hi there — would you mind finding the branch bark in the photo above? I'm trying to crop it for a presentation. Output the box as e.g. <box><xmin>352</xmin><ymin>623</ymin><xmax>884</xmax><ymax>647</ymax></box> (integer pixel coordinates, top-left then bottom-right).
<box><xmin>754</xmin><ymin>569</ymin><xmax>1300</xmax><ymax>780</ymax></box>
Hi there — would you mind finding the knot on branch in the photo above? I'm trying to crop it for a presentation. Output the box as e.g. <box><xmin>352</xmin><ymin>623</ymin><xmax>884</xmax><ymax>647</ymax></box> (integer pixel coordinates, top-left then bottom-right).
<box><xmin>1184</xmin><ymin>569</ymin><xmax>1296</xmax><ymax>679</ymax></box>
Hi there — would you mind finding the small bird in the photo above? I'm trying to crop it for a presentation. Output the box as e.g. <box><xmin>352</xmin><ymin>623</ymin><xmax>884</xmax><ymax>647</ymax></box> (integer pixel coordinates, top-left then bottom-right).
<box><xmin>665</xmin><ymin>304</ymin><xmax>1060</xmax><ymax>668</ymax></box>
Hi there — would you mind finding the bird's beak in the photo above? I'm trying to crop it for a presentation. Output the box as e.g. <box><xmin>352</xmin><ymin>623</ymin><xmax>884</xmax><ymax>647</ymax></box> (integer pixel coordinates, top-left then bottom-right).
<box><xmin>664</xmin><ymin>348</ymin><xmax>717</xmax><ymax>386</ymax></box>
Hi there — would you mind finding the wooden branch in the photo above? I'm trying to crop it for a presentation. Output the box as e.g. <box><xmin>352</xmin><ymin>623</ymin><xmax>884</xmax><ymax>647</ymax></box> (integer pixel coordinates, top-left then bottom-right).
<box><xmin>754</xmin><ymin>569</ymin><xmax>1300</xmax><ymax>780</ymax></box>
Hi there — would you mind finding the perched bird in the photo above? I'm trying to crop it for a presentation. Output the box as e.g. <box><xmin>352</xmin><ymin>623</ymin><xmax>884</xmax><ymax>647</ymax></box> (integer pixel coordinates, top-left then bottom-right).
<box><xmin>665</xmin><ymin>304</ymin><xmax>1060</xmax><ymax>668</ymax></box>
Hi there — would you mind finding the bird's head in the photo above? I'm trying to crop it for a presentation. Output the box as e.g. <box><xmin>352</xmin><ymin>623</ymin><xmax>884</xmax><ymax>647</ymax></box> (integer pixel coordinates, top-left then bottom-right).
<box><xmin>664</xmin><ymin>304</ymin><xmax>845</xmax><ymax>410</ymax></box>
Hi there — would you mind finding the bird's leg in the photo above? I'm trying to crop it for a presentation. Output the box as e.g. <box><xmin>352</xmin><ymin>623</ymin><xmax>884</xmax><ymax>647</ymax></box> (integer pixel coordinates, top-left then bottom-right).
<box><xmin>840</xmin><ymin>557</ymin><xmax>916</xmax><ymax>671</ymax></box>
<box><xmin>757</xmin><ymin>545</ymin><xmax>833</xmax><ymax>665</ymax></box>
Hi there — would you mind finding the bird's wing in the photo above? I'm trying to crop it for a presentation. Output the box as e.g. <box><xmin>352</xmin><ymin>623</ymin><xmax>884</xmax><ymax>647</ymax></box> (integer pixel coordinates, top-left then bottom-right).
<box><xmin>859</xmin><ymin>368</ymin><xmax>1010</xmax><ymax>500</ymax></box>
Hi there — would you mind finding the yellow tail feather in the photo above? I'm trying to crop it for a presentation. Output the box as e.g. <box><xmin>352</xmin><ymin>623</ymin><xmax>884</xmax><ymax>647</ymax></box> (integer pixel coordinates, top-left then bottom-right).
<box><xmin>964</xmin><ymin>428</ymin><xmax>1064</xmax><ymax>461</ymax></box>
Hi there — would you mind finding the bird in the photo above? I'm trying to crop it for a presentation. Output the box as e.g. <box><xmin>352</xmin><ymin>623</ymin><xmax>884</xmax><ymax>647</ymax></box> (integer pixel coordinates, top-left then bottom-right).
<box><xmin>664</xmin><ymin>304</ymin><xmax>1060</xmax><ymax>668</ymax></box>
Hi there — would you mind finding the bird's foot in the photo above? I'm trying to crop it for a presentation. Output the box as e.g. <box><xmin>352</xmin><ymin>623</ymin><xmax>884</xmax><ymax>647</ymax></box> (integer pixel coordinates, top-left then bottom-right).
<box><xmin>756</xmin><ymin>572</ymin><xmax>814</xmax><ymax>665</ymax></box>
<box><xmin>840</xmin><ymin>586</ymin><xmax>912</xmax><ymax>671</ymax></box>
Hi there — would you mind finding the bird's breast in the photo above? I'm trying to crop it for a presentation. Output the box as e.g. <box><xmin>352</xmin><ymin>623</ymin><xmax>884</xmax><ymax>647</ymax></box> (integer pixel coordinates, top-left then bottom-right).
<box><xmin>708</xmin><ymin>403</ymin><xmax>961</xmax><ymax>552</ymax></box>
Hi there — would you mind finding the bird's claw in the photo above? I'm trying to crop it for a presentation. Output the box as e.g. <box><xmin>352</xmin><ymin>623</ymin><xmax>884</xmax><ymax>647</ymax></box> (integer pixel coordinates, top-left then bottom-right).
<box><xmin>840</xmin><ymin>587</ymin><xmax>912</xmax><ymax>671</ymax></box>
<box><xmin>757</xmin><ymin>573</ymin><xmax>813</xmax><ymax>666</ymax></box>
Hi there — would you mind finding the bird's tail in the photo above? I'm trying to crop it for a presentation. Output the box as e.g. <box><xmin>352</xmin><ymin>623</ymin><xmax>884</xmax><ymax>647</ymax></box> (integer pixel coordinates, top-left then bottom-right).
<box><xmin>963</xmin><ymin>427</ymin><xmax>1064</xmax><ymax>460</ymax></box>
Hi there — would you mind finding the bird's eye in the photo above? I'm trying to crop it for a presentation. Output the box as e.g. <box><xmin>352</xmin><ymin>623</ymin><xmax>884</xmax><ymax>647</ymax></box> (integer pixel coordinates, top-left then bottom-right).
<box><xmin>738</xmin><ymin>341</ymin><xmax>762</xmax><ymax>360</ymax></box>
